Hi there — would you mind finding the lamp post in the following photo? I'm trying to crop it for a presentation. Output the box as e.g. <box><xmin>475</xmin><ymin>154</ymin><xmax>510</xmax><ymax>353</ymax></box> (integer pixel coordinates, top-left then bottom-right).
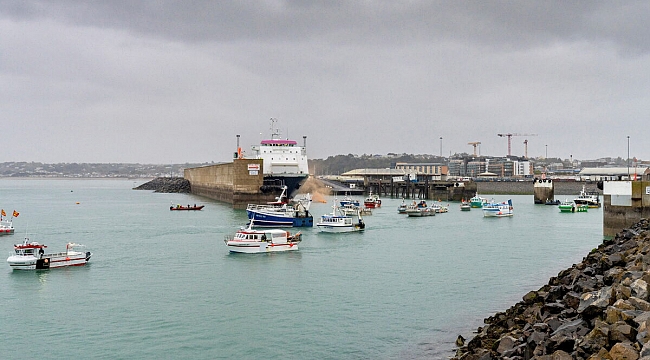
<box><xmin>439</xmin><ymin>137</ymin><xmax>443</xmax><ymax>157</ymax></box>
<box><xmin>627</xmin><ymin>136</ymin><xmax>630</xmax><ymax>180</ymax></box>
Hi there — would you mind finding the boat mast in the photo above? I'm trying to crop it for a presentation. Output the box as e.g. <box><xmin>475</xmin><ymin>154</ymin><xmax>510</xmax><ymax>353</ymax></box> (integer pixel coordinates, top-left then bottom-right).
<box><xmin>270</xmin><ymin>118</ymin><xmax>281</xmax><ymax>140</ymax></box>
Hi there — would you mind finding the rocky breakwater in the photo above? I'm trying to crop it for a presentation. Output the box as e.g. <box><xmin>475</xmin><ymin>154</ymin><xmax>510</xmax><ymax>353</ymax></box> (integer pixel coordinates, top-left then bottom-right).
<box><xmin>454</xmin><ymin>219</ymin><xmax>650</xmax><ymax>360</ymax></box>
<box><xmin>133</xmin><ymin>177</ymin><xmax>191</xmax><ymax>193</ymax></box>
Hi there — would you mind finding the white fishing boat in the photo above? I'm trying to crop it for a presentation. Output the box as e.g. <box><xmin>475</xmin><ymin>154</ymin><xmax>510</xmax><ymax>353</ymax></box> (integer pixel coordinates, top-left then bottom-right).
<box><xmin>573</xmin><ymin>185</ymin><xmax>601</xmax><ymax>208</ymax></box>
<box><xmin>0</xmin><ymin>209</ymin><xmax>18</xmax><ymax>235</ymax></box>
<box><xmin>223</xmin><ymin>222</ymin><xmax>302</xmax><ymax>253</ymax></box>
<box><xmin>431</xmin><ymin>202</ymin><xmax>449</xmax><ymax>213</ymax></box>
<box><xmin>0</xmin><ymin>219</ymin><xmax>14</xmax><ymax>235</ymax></box>
<box><xmin>397</xmin><ymin>199</ymin><xmax>408</xmax><ymax>214</ymax></box>
<box><xmin>482</xmin><ymin>199</ymin><xmax>514</xmax><ymax>218</ymax></box>
<box><xmin>7</xmin><ymin>238</ymin><xmax>92</xmax><ymax>270</ymax></box>
<box><xmin>405</xmin><ymin>200</ymin><xmax>435</xmax><ymax>217</ymax></box>
<box><xmin>316</xmin><ymin>201</ymin><xmax>365</xmax><ymax>233</ymax></box>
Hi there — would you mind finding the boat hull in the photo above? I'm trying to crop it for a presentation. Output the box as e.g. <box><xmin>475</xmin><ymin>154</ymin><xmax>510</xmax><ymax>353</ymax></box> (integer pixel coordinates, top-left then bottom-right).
<box><xmin>225</xmin><ymin>241</ymin><xmax>299</xmax><ymax>253</ymax></box>
<box><xmin>246</xmin><ymin>211</ymin><xmax>313</xmax><ymax>227</ymax></box>
<box><xmin>0</xmin><ymin>228</ymin><xmax>14</xmax><ymax>235</ymax></box>
<box><xmin>316</xmin><ymin>224</ymin><xmax>364</xmax><ymax>233</ymax></box>
<box><xmin>482</xmin><ymin>210</ymin><xmax>513</xmax><ymax>217</ymax></box>
<box><xmin>170</xmin><ymin>206</ymin><xmax>204</xmax><ymax>211</ymax></box>
<box><xmin>406</xmin><ymin>210</ymin><xmax>435</xmax><ymax>217</ymax></box>
<box><xmin>7</xmin><ymin>251</ymin><xmax>92</xmax><ymax>270</ymax></box>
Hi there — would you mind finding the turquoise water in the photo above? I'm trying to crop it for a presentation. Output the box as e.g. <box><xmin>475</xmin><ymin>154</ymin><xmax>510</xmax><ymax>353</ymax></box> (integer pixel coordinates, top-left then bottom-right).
<box><xmin>0</xmin><ymin>179</ymin><xmax>603</xmax><ymax>359</ymax></box>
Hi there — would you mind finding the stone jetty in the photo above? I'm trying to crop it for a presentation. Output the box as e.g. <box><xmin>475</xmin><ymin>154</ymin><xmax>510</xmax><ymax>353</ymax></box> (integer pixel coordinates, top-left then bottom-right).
<box><xmin>133</xmin><ymin>177</ymin><xmax>191</xmax><ymax>193</ymax></box>
<box><xmin>453</xmin><ymin>219</ymin><xmax>650</xmax><ymax>359</ymax></box>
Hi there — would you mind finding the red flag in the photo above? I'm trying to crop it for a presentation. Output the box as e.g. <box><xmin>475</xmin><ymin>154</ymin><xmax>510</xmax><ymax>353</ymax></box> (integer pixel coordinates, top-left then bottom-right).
<box><xmin>12</xmin><ymin>210</ymin><xmax>19</xmax><ymax>217</ymax></box>
<box><xmin>1</xmin><ymin>209</ymin><xmax>5</xmax><ymax>217</ymax></box>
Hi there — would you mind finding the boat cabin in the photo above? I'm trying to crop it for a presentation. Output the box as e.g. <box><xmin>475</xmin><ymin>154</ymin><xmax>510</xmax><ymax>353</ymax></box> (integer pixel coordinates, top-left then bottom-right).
<box><xmin>236</xmin><ymin>229</ymin><xmax>291</xmax><ymax>244</ymax></box>
<box><xmin>14</xmin><ymin>241</ymin><xmax>47</xmax><ymax>258</ymax></box>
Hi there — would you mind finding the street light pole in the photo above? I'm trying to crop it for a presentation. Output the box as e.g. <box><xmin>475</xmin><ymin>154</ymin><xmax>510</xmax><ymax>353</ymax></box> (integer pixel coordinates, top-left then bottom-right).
<box><xmin>627</xmin><ymin>136</ymin><xmax>630</xmax><ymax>180</ymax></box>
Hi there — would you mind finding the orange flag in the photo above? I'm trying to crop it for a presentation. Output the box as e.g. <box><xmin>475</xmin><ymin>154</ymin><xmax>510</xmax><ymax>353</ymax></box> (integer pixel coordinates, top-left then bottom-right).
<box><xmin>1</xmin><ymin>209</ymin><xmax>5</xmax><ymax>217</ymax></box>
<box><xmin>12</xmin><ymin>210</ymin><xmax>19</xmax><ymax>217</ymax></box>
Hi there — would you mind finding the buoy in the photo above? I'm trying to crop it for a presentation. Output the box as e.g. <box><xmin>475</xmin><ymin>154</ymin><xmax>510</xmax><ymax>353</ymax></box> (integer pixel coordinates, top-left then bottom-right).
<box><xmin>76</xmin><ymin>202</ymin><xmax>80</xmax><ymax>204</ymax></box>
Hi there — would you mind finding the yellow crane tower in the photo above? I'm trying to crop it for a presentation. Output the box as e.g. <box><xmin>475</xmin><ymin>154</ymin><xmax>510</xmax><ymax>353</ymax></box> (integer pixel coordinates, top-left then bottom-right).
<box><xmin>468</xmin><ymin>142</ymin><xmax>481</xmax><ymax>156</ymax></box>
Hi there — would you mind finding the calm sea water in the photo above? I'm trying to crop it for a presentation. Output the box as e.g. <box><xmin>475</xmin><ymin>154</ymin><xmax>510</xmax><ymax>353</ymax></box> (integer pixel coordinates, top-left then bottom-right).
<box><xmin>0</xmin><ymin>179</ymin><xmax>603</xmax><ymax>359</ymax></box>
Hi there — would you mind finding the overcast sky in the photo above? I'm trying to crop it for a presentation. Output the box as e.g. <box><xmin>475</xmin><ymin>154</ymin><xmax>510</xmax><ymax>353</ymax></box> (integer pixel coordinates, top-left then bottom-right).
<box><xmin>1</xmin><ymin>1</ymin><xmax>649</xmax><ymax>164</ymax></box>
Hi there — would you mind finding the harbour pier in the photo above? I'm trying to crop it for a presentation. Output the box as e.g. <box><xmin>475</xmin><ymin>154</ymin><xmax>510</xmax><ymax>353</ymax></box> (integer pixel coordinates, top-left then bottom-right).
<box><xmin>364</xmin><ymin>179</ymin><xmax>477</xmax><ymax>201</ymax></box>
<box><xmin>184</xmin><ymin>159</ymin><xmax>281</xmax><ymax>209</ymax></box>
<box><xmin>603</xmin><ymin>180</ymin><xmax>650</xmax><ymax>238</ymax></box>
<box><xmin>533</xmin><ymin>178</ymin><xmax>554</xmax><ymax>204</ymax></box>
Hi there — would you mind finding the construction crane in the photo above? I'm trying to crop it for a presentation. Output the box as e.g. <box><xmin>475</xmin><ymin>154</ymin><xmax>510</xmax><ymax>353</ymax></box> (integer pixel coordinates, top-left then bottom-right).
<box><xmin>497</xmin><ymin>133</ymin><xmax>537</xmax><ymax>156</ymax></box>
<box><xmin>468</xmin><ymin>141</ymin><xmax>481</xmax><ymax>156</ymax></box>
<box><xmin>523</xmin><ymin>140</ymin><xmax>528</xmax><ymax>158</ymax></box>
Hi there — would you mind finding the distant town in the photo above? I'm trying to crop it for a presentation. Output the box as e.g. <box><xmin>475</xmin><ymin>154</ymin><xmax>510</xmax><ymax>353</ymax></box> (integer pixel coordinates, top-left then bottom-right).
<box><xmin>0</xmin><ymin>153</ymin><xmax>643</xmax><ymax>180</ymax></box>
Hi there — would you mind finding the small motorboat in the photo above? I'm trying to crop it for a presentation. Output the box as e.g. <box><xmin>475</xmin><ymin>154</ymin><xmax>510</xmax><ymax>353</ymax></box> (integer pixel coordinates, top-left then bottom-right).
<box><xmin>170</xmin><ymin>204</ymin><xmax>205</xmax><ymax>211</ymax></box>
<box><xmin>7</xmin><ymin>238</ymin><xmax>92</xmax><ymax>270</ymax></box>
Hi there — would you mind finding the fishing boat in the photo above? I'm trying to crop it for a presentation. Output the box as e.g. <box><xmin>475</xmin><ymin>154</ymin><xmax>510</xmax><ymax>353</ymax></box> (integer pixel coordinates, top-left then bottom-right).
<box><xmin>0</xmin><ymin>219</ymin><xmax>14</xmax><ymax>235</ymax></box>
<box><xmin>431</xmin><ymin>202</ymin><xmax>449</xmax><ymax>213</ymax></box>
<box><xmin>573</xmin><ymin>185</ymin><xmax>601</xmax><ymax>208</ymax></box>
<box><xmin>339</xmin><ymin>195</ymin><xmax>360</xmax><ymax>207</ymax></box>
<box><xmin>460</xmin><ymin>200</ymin><xmax>471</xmax><ymax>211</ymax></box>
<box><xmin>316</xmin><ymin>201</ymin><xmax>365</xmax><ymax>233</ymax></box>
<box><xmin>223</xmin><ymin>222</ymin><xmax>302</xmax><ymax>253</ymax></box>
<box><xmin>7</xmin><ymin>238</ymin><xmax>92</xmax><ymax>270</ymax></box>
<box><xmin>246</xmin><ymin>187</ymin><xmax>313</xmax><ymax>227</ymax></box>
<box><xmin>470</xmin><ymin>194</ymin><xmax>488</xmax><ymax>208</ymax></box>
<box><xmin>249</xmin><ymin>118</ymin><xmax>309</xmax><ymax>196</ymax></box>
<box><xmin>558</xmin><ymin>200</ymin><xmax>576</xmax><ymax>213</ymax></box>
<box><xmin>364</xmin><ymin>192</ymin><xmax>382</xmax><ymax>208</ymax></box>
<box><xmin>397</xmin><ymin>199</ymin><xmax>408</xmax><ymax>214</ymax></box>
<box><xmin>170</xmin><ymin>204</ymin><xmax>205</xmax><ymax>211</ymax></box>
<box><xmin>0</xmin><ymin>209</ymin><xmax>18</xmax><ymax>235</ymax></box>
<box><xmin>482</xmin><ymin>199</ymin><xmax>514</xmax><ymax>217</ymax></box>
<box><xmin>405</xmin><ymin>200</ymin><xmax>435</xmax><ymax>217</ymax></box>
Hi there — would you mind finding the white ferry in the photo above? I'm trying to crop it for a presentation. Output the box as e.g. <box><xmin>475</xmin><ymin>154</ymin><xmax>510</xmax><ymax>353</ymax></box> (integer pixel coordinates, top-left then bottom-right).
<box><xmin>249</xmin><ymin>118</ymin><xmax>309</xmax><ymax>196</ymax></box>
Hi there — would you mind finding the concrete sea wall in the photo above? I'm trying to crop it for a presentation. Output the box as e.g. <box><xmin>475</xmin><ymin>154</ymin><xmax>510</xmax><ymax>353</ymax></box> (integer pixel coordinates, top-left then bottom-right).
<box><xmin>183</xmin><ymin>159</ymin><xmax>278</xmax><ymax>209</ymax></box>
